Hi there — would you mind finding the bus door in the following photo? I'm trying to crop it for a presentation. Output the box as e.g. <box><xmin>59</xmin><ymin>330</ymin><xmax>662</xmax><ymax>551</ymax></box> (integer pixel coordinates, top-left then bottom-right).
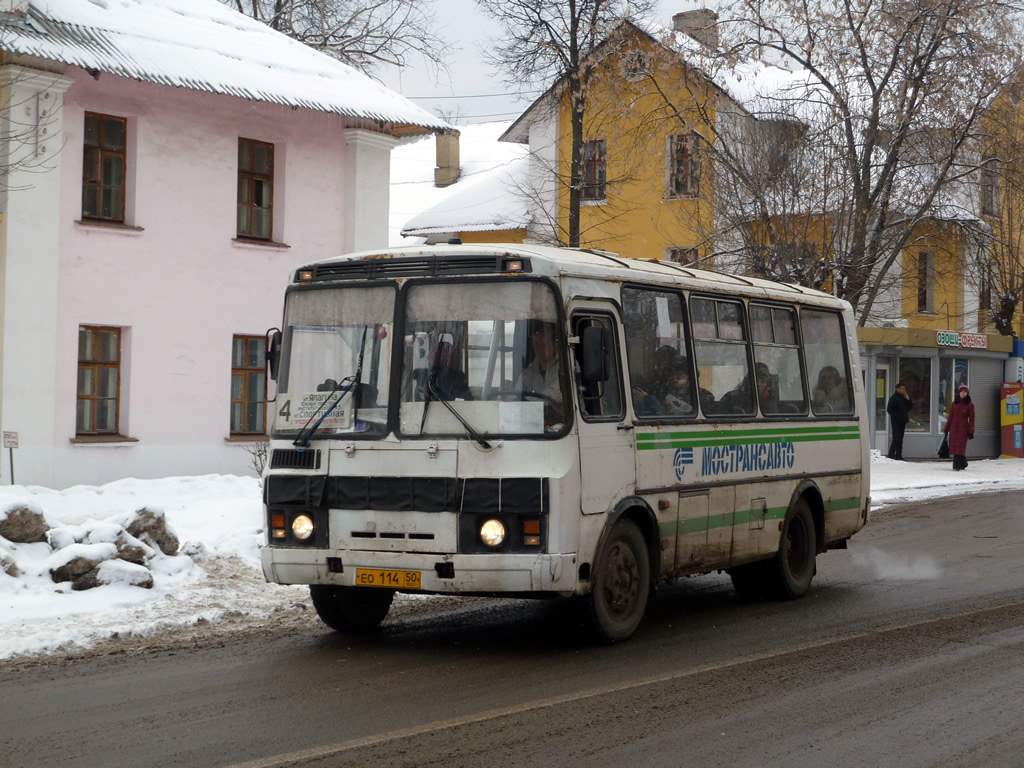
<box><xmin>570</xmin><ymin>305</ymin><xmax>634</xmax><ymax>515</ymax></box>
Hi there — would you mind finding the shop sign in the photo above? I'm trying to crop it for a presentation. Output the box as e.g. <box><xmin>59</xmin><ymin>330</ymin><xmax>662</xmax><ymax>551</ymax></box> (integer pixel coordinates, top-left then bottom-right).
<box><xmin>936</xmin><ymin>331</ymin><xmax>988</xmax><ymax>350</ymax></box>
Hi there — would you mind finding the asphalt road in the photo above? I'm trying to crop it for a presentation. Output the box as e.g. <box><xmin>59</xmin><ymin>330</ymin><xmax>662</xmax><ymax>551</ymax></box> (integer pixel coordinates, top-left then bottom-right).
<box><xmin>2</xmin><ymin>490</ymin><xmax>1023</xmax><ymax>768</ymax></box>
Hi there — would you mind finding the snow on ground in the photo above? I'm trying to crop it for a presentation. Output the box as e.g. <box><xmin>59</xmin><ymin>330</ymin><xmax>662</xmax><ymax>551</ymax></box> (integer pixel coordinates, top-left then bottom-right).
<box><xmin>1</xmin><ymin>453</ymin><xmax>1022</xmax><ymax>660</ymax></box>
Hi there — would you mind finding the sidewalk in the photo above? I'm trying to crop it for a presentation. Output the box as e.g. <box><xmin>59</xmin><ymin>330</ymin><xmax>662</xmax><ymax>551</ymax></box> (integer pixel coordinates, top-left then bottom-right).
<box><xmin>869</xmin><ymin>450</ymin><xmax>1024</xmax><ymax>508</ymax></box>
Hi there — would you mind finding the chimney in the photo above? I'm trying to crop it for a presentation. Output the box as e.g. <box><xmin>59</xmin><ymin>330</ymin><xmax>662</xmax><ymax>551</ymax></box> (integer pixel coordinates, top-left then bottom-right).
<box><xmin>434</xmin><ymin>130</ymin><xmax>461</xmax><ymax>188</ymax></box>
<box><xmin>673</xmin><ymin>9</ymin><xmax>719</xmax><ymax>50</ymax></box>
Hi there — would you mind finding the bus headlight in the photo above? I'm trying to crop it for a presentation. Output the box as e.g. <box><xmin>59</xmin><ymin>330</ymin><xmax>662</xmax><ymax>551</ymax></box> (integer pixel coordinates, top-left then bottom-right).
<box><xmin>291</xmin><ymin>514</ymin><xmax>315</xmax><ymax>541</ymax></box>
<box><xmin>479</xmin><ymin>519</ymin><xmax>506</xmax><ymax>548</ymax></box>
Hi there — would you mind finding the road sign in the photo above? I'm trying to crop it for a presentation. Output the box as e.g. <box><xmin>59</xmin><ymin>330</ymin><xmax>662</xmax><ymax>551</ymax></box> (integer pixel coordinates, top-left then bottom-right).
<box><xmin>2</xmin><ymin>431</ymin><xmax>17</xmax><ymax>449</ymax></box>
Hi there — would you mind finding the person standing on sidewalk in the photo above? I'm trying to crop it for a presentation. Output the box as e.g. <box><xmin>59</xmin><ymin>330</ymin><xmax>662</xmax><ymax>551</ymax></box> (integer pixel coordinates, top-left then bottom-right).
<box><xmin>943</xmin><ymin>384</ymin><xmax>975</xmax><ymax>470</ymax></box>
<box><xmin>886</xmin><ymin>382</ymin><xmax>913</xmax><ymax>460</ymax></box>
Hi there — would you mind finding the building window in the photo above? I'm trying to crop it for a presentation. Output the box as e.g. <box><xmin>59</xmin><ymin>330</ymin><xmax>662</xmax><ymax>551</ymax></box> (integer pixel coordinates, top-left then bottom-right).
<box><xmin>917</xmin><ymin>251</ymin><xmax>935</xmax><ymax>313</ymax></box>
<box><xmin>981</xmin><ymin>157</ymin><xmax>999</xmax><ymax>217</ymax></box>
<box><xmin>667</xmin><ymin>247</ymin><xmax>699</xmax><ymax>266</ymax></box>
<box><xmin>667</xmin><ymin>133</ymin><xmax>700</xmax><ymax>198</ymax></box>
<box><xmin>237</xmin><ymin>138</ymin><xmax>274</xmax><ymax>239</ymax></box>
<box><xmin>77</xmin><ymin>326</ymin><xmax>120</xmax><ymax>435</ymax></box>
<box><xmin>231</xmin><ymin>335</ymin><xmax>267</xmax><ymax>434</ymax></box>
<box><xmin>581</xmin><ymin>139</ymin><xmax>606</xmax><ymax>201</ymax></box>
<box><xmin>979</xmin><ymin>264</ymin><xmax>993</xmax><ymax>311</ymax></box>
<box><xmin>82</xmin><ymin>112</ymin><xmax>126</xmax><ymax>223</ymax></box>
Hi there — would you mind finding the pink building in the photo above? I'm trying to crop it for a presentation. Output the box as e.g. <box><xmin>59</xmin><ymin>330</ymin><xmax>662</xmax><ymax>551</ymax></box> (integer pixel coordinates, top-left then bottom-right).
<box><xmin>0</xmin><ymin>0</ymin><xmax>447</xmax><ymax>488</ymax></box>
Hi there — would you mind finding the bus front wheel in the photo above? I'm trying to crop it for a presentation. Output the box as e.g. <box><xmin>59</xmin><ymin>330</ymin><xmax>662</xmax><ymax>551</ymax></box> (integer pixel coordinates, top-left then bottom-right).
<box><xmin>583</xmin><ymin>519</ymin><xmax>650</xmax><ymax>644</ymax></box>
<box><xmin>309</xmin><ymin>584</ymin><xmax>394</xmax><ymax>633</ymax></box>
<box><xmin>768</xmin><ymin>497</ymin><xmax>816</xmax><ymax>599</ymax></box>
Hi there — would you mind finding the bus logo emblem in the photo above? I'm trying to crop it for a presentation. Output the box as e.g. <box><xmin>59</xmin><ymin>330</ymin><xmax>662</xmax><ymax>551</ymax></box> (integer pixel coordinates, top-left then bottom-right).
<box><xmin>673</xmin><ymin>448</ymin><xmax>694</xmax><ymax>480</ymax></box>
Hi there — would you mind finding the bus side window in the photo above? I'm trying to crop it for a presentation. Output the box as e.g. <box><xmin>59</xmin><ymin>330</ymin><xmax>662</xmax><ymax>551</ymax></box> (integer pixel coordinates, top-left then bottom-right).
<box><xmin>750</xmin><ymin>303</ymin><xmax>808</xmax><ymax>416</ymax></box>
<box><xmin>801</xmin><ymin>308</ymin><xmax>854</xmax><ymax>416</ymax></box>
<box><xmin>621</xmin><ymin>286</ymin><xmax>693</xmax><ymax>420</ymax></box>
<box><xmin>691</xmin><ymin>296</ymin><xmax>753</xmax><ymax>417</ymax></box>
<box><xmin>572</xmin><ymin>314</ymin><xmax>624</xmax><ymax>420</ymax></box>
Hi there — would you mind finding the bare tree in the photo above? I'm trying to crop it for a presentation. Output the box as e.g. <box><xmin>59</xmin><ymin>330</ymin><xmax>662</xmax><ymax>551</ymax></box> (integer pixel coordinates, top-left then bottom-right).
<box><xmin>969</xmin><ymin>88</ymin><xmax>1024</xmax><ymax>336</ymax></box>
<box><xmin>225</xmin><ymin>0</ymin><xmax>449</xmax><ymax>75</ymax></box>
<box><xmin>478</xmin><ymin>0</ymin><xmax>654</xmax><ymax>247</ymax></box>
<box><xmin>639</xmin><ymin>0</ymin><xmax>1024</xmax><ymax>325</ymax></box>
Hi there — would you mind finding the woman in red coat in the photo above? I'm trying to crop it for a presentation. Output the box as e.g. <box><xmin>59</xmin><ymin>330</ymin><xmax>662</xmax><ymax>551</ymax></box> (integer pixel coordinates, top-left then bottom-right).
<box><xmin>943</xmin><ymin>384</ymin><xmax>975</xmax><ymax>470</ymax></box>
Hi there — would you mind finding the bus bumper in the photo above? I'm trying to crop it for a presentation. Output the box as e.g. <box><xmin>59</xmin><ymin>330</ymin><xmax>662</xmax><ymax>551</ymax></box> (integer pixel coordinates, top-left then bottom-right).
<box><xmin>261</xmin><ymin>547</ymin><xmax>579</xmax><ymax>594</ymax></box>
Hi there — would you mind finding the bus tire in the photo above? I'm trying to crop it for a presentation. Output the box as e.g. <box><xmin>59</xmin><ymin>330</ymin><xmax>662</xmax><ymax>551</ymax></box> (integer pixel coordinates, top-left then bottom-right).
<box><xmin>728</xmin><ymin>561</ymin><xmax>770</xmax><ymax>600</ymax></box>
<box><xmin>309</xmin><ymin>584</ymin><xmax>394</xmax><ymax>633</ymax></box>
<box><xmin>584</xmin><ymin>519</ymin><xmax>650</xmax><ymax>644</ymax></box>
<box><xmin>768</xmin><ymin>497</ymin><xmax>816</xmax><ymax>599</ymax></box>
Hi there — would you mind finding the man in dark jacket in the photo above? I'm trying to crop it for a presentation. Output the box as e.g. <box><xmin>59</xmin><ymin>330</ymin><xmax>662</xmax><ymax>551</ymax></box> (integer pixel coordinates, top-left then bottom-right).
<box><xmin>886</xmin><ymin>382</ymin><xmax>913</xmax><ymax>460</ymax></box>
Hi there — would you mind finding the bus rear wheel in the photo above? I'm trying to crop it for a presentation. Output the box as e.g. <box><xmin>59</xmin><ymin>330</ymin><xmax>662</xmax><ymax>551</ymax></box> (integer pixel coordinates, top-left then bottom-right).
<box><xmin>583</xmin><ymin>519</ymin><xmax>650</xmax><ymax>644</ymax></box>
<box><xmin>767</xmin><ymin>497</ymin><xmax>816</xmax><ymax>599</ymax></box>
<box><xmin>309</xmin><ymin>584</ymin><xmax>394</xmax><ymax>633</ymax></box>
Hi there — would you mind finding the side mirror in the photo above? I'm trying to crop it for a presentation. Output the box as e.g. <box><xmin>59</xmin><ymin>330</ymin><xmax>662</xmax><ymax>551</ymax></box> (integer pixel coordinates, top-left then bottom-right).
<box><xmin>581</xmin><ymin>324</ymin><xmax>607</xmax><ymax>383</ymax></box>
<box><xmin>266</xmin><ymin>328</ymin><xmax>282</xmax><ymax>381</ymax></box>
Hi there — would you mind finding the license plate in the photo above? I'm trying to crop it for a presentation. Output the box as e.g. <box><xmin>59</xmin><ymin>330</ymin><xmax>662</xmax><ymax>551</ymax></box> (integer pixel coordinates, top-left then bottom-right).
<box><xmin>355</xmin><ymin>568</ymin><xmax>421</xmax><ymax>589</ymax></box>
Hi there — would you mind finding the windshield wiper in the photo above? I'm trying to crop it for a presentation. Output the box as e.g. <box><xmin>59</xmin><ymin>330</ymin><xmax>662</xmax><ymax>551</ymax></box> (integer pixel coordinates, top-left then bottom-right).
<box><xmin>425</xmin><ymin>375</ymin><xmax>491</xmax><ymax>449</ymax></box>
<box><xmin>292</xmin><ymin>326</ymin><xmax>368</xmax><ymax>450</ymax></box>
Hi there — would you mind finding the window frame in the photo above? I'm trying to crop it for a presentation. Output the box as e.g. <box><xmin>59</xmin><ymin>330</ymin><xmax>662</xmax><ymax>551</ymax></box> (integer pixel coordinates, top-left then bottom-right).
<box><xmin>581</xmin><ymin>139</ymin><xmax>607</xmax><ymax>202</ymax></box>
<box><xmin>572</xmin><ymin>312</ymin><xmax>625</xmax><ymax>422</ymax></box>
<box><xmin>82</xmin><ymin>111</ymin><xmax>127</xmax><ymax>224</ymax></box>
<box><xmin>917</xmin><ymin>251</ymin><xmax>935</xmax><ymax>313</ymax></box>
<box><xmin>749</xmin><ymin>302</ymin><xmax>809</xmax><ymax>416</ymax></box>
<box><xmin>76</xmin><ymin>325</ymin><xmax>121</xmax><ymax>436</ymax></box>
<box><xmin>237</xmin><ymin>137</ymin><xmax>275</xmax><ymax>241</ymax></box>
<box><xmin>231</xmin><ymin>334</ymin><xmax>268</xmax><ymax>436</ymax></box>
<box><xmin>980</xmin><ymin>156</ymin><xmax>1000</xmax><ymax>217</ymax></box>
<box><xmin>689</xmin><ymin>294</ymin><xmax>755</xmax><ymax>418</ymax></box>
<box><xmin>666</xmin><ymin>132</ymin><xmax>700</xmax><ymax>199</ymax></box>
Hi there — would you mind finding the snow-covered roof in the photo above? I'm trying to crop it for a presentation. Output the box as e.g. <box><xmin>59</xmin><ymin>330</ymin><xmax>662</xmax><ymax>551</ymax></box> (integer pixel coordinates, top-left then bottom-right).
<box><xmin>390</xmin><ymin>122</ymin><xmax>532</xmax><ymax>243</ymax></box>
<box><xmin>2</xmin><ymin>0</ymin><xmax>449</xmax><ymax>131</ymax></box>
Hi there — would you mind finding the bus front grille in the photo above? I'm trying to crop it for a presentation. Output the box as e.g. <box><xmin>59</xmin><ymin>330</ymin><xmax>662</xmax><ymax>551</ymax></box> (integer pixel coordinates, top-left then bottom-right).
<box><xmin>270</xmin><ymin>448</ymin><xmax>321</xmax><ymax>470</ymax></box>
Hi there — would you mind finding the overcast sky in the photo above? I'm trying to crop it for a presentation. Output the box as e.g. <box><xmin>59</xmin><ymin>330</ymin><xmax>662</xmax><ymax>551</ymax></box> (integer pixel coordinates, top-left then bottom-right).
<box><xmin>378</xmin><ymin>0</ymin><xmax>690</xmax><ymax>126</ymax></box>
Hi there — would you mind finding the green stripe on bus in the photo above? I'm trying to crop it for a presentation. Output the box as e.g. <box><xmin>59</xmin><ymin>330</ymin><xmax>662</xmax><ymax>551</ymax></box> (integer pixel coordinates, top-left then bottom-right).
<box><xmin>657</xmin><ymin>497</ymin><xmax>862</xmax><ymax>538</ymax></box>
<box><xmin>636</xmin><ymin>425</ymin><xmax>860</xmax><ymax>442</ymax></box>
<box><xmin>637</xmin><ymin>434</ymin><xmax>859</xmax><ymax>450</ymax></box>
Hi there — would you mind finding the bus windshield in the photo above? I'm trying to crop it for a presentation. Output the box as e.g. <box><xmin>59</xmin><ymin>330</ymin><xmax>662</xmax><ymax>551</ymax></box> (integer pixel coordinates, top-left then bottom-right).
<box><xmin>399</xmin><ymin>280</ymin><xmax>568</xmax><ymax>437</ymax></box>
<box><xmin>274</xmin><ymin>285</ymin><xmax>395</xmax><ymax>438</ymax></box>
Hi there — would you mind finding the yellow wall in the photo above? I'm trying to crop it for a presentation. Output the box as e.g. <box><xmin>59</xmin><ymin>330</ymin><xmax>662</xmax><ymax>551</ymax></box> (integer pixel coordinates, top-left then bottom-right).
<box><xmin>900</xmin><ymin>222</ymin><xmax>963</xmax><ymax>330</ymax></box>
<box><xmin>457</xmin><ymin>229</ymin><xmax>526</xmax><ymax>244</ymax></box>
<box><xmin>556</xmin><ymin>34</ymin><xmax>715</xmax><ymax>262</ymax></box>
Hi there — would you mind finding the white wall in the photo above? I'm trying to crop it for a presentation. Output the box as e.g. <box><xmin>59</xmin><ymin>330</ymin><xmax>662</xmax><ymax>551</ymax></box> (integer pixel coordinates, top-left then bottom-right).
<box><xmin>0</xmin><ymin>66</ymin><xmax>73</xmax><ymax>486</ymax></box>
<box><xmin>2</xmin><ymin>67</ymin><xmax>380</xmax><ymax>488</ymax></box>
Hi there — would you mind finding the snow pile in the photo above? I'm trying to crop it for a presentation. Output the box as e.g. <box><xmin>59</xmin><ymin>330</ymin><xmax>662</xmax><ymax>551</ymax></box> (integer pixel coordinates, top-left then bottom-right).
<box><xmin>2</xmin><ymin>457</ymin><xmax>1023</xmax><ymax>660</ymax></box>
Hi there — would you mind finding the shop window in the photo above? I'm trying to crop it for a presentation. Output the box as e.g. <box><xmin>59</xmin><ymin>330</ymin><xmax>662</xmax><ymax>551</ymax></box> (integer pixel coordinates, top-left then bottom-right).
<box><xmin>938</xmin><ymin>358</ymin><xmax>969</xmax><ymax>431</ymax></box>
<box><xmin>898</xmin><ymin>357</ymin><xmax>932</xmax><ymax>432</ymax></box>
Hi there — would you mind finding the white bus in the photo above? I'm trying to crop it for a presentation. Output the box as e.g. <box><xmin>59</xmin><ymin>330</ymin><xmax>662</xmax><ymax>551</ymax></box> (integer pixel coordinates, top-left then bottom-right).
<box><xmin>261</xmin><ymin>244</ymin><xmax>870</xmax><ymax>643</ymax></box>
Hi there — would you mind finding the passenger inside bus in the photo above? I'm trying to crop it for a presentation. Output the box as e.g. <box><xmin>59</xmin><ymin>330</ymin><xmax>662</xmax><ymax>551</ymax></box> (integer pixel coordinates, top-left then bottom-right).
<box><xmin>427</xmin><ymin>340</ymin><xmax>472</xmax><ymax>401</ymax></box>
<box><xmin>811</xmin><ymin>365</ymin><xmax>849</xmax><ymax>412</ymax></box>
<box><xmin>517</xmin><ymin>323</ymin><xmax>564</xmax><ymax>425</ymax></box>
<box><xmin>755</xmin><ymin>361</ymin><xmax>781</xmax><ymax>414</ymax></box>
